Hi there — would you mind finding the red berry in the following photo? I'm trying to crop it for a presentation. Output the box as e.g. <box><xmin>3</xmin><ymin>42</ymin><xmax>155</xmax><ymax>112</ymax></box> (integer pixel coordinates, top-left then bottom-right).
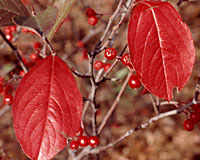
<box><xmin>34</xmin><ymin>42</ymin><xmax>42</xmax><ymax>50</ymax></box>
<box><xmin>4</xmin><ymin>27</ymin><xmax>12</xmax><ymax>34</ymax></box>
<box><xmin>78</xmin><ymin>136</ymin><xmax>89</xmax><ymax>147</ymax></box>
<box><xmin>0</xmin><ymin>83</ymin><xmax>3</xmax><ymax>93</ymax></box>
<box><xmin>104</xmin><ymin>63</ymin><xmax>111</xmax><ymax>72</ymax></box>
<box><xmin>4</xmin><ymin>94</ymin><xmax>13</xmax><ymax>105</ymax></box>
<box><xmin>6</xmin><ymin>33</ymin><xmax>13</xmax><ymax>41</ymax></box>
<box><xmin>76</xmin><ymin>127</ymin><xmax>84</xmax><ymax>137</ymax></box>
<box><xmin>19</xmin><ymin>70</ymin><xmax>26</xmax><ymax>77</ymax></box>
<box><xmin>82</xmin><ymin>49</ymin><xmax>88</xmax><ymax>60</ymax></box>
<box><xmin>190</xmin><ymin>112</ymin><xmax>200</xmax><ymax>123</ymax></box>
<box><xmin>183</xmin><ymin>119</ymin><xmax>194</xmax><ymax>131</ymax></box>
<box><xmin>128</xmin><ymin>75</ymin><xmax>141</xmax><ymax>89</ymax></box>
<box><xmin>88</xmin><ymin>16</ymin><xmax>98</xmax><ymax>26</ymax></box>
<box><xmin>88</xmin><ymin>136</ymin><xmax>99</xmax><ymax>147</ymax></box>
<box><xmin>70</xmin><ymin>140</ymin><xmax>79</xmax><ymax>150</ymax></box>
<box><xmin>86</xmin><ymin>8</ymin><xmax>96</xmax><ymax>17</ymax></box>
<box><xmin>3</xmin><ymin>85</ymin><xmax>12</xmax><ymax>95</ymax></box>
<box><xmin>121</xmin><ymin>53</ymin><xmax>133</xmax><ymax>68</ymax></box>
<box><xmin>94</xmin><ymin>61</ymin><xmax>104</xmax><ymax>70</ymax></box>
<box><xmin>30</xmin><ymin>52</ymin><xmax>38</xmax><ymax>62</ymax></box>
<box><xmin>76</xmin><ymin>40</ymin><xmax>84</xmax><ymax>48</ymax></box>
<box><xmin>104</xmin><ymin>48</ymin><xmax>117</xmax><ymax>60</ymax></box>
<box><xmin>10</xmin><ymin>26</ymin><xmax>17</xmax><ymax>32</ymax></box>
<box><xmin>191</xmin><ymin>104</ymin><xmax>200</xmax><ymax>113</ymax></box>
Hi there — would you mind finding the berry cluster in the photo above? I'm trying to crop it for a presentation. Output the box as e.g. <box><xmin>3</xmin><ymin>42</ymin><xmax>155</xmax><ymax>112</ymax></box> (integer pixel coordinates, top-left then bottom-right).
<box><xmin>70</xmin><ymin>127</ymin><xmax>99</xmax><ymax>150</ymax></box>
<box><xmin>94</xmin><ymin>61</ymin><xmax>111</xmax><ymax>72</ymax></box>
<box><xmin>0</xmin><ymin>77</ymin><xmax>13</xmax><ymax>105</ymax></box>
<box><xmin>86</xmin><ymin>8</ymin><xmax>98</xmax><ymax>26</ymax></box>
<box><xmin>4</xmin><ymin>26</ymin><xmax>17</xmax><ymax>42</ymax></box>
<box><xmin>183</xmin><ymin>103</ymin><xmax>200</xmax><ymax>131</ymax></box>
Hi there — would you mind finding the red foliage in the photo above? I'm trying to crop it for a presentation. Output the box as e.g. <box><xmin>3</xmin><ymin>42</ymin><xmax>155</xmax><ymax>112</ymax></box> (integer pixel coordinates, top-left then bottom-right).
<box><xmin>128</xmin><ymin>1</ymin><xmax>195</xmax><ymax>100</ymax></box>
<box><xmin>12</xmin><ymin>55</ymin><xmax>83</xmax><ymax>160</ymax></box>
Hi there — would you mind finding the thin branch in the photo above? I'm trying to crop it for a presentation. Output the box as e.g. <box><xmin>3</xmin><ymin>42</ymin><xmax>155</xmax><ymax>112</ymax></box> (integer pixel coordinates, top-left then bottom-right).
<box><xmin>100</xmin><ymin>0</ymin><xmax>124</xmax><ymax>43</ymax></box>
<box><xmin>97</xmin><ymin>71</ymin><xmax>132</xmax><ymax>134</ymax></box>
<box><xmin>70</xmin><ymin>67</ymin><xmax>91</xmax><ymax>78</ymax></box>
<box><xmin>0</xmin><ymin>105</ymin><xmax>11</xmax><ymax>117</ymax></box>
<box><xmin>100</xmin><ymin>0</ymin><xmax>135</xmax><ymax>51</ymax></box>
<box><xmin>0</xmin><ymin>29</ymin><xmax>28</xmax><ymax>73</ymax></box>
<box><xmin>149</xmin><ymin>94</ymin><xmax>159</xmax><ymax>115</ymax></box>
<box><xmin>90</xmin><ymin>101</ymin><xmax>200</xmax><ymax>154</ymax></box>
<box><xmin>194</xmin><ymin>74</ymin><xmax>200</xmax><ymax>101</ymax></box>
<box><xmin>97</xmin><ymin>44</ymin><xmax>127</xmax><ymax>85</ymax></box>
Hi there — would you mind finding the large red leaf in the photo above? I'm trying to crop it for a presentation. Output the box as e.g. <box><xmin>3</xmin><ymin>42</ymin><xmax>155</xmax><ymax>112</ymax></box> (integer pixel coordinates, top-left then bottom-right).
<box><xmin>12</xmin><ymin>55</ymin><xmax>83</xmax><ymax>160</ymax></box>
<box><xmin>128</xmin><ymin>1</ymin><xmax>195</xmax><ymax>100</ymax></box>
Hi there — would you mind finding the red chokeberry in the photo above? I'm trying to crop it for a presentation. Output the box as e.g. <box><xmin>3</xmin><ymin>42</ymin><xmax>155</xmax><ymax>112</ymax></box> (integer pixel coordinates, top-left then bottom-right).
<box><xmin>104</xmin><ymin>63</ymin><xmax>111</xmax><ymax>72</ymax></box>
<box><xmin>86</xmin><ymin>8</ymin><xmax>96</xmax><ymax>17</ymax></box>
<box><xmin>10</xmin><ymin>26</ymin><xmax>17</xmax><ymax>32</ymax></box>
<box><xmin>128</xmin><ymin>75</ymin><xmax>141</xmax><ymax>89</ymax></box>
<box><xmin>78</xmin><ymin>136</ymin><xmax>89</xmax><ymax>147</ymax></box>
<box><xmin>4</xmin><ymin>94</ymin><xmax>13</xmax><ymax>105</ymax></box>
<box><xmin>82</xmin><ymin>49</ymin><xmax>89</xmax><ymax>60</ymax></box>
<box><xmin>104</xmin><ymin>48</ymin><xmax>117</xmax><ymax>60</ymax></box>
<box><xmin>76</xmin><ymin>127</ymin><xmax>84</xmax><ymax>137</ymax></box>
<box><xmin>0</xmin><ymin>83</ymin><xmax>3</xmax><ymax>93</ymax></box>
<box><xmin>6</xmin><ymin>33</ymin><xmax>13</xmax><ymax>41</ymax></box>
<box><xmin>183</xmin><ymin>119</ymin><xmax>194</xmax><ymax>131</ymax></box>
<box><xmin>34</xmin><ymin>42</ymin><xmax>42</xmax><ymax>50</ymax></box>
<box><xmin>190</xmin><ymin>112</ymin><xmax>200</xmax><ymax>123</ymax></box>
<box><xmin>121</xmin><ymin>53</ymin><xmax>133</xmax><ymax>68</ymax></box>
<box><xmin>4</xmin><ymin>27</ymin><xmax>12</xmax><ymax>34</ymax></box>
<box><xmin>70</xmin><ymin>140</ymin><xmax>79</xmax><ymax>150</ymax></box>
<box><xmin>94</xmin><ymin>61</ymin><xmax>104</xmax><ymax>70</ymax></box>
<box><xmin>76</xmin><ymin>40</ymin><xmax>84</xmax><ymax>48</ymax></box>
<box><xmin>19</xmin><ymin>70</ymin><xmax>26</xmax><ymax>77</ymax></box>
<box><xmin>88</xmin><ymin>136</ymin><xmax>99</xmax><ymax>147</ymax></box>
<box><xmin>88</xmin><ymin>16</ymin><xmax>98</xmax><ymax>26</ymax></box>
<box><xmin>191</xmin><ymin>103</ymin><xmax>200</xmax><ymax>113</ymax></box>
<box><xmin>30</xmin><ymin>52</ymin><xmax>38</xmax><ymax>62</ymax></box>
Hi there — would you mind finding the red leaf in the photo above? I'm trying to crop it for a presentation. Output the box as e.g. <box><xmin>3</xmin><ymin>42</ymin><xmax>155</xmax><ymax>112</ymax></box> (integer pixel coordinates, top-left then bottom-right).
<box><xmin>12</xmin><ymin>55</ymin><xmax>83</xmax><ymax>160</ymax></box>
<box><xmin>128</xmin><ymin>1</ymin><xmax>195</xmax><ymax>100</ymax></box>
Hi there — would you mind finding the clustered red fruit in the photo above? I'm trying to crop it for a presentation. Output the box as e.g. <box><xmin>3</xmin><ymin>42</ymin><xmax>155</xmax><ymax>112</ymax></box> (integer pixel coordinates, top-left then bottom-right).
<box><xmin>70</xmin><ymin>127</ymin><xmax>99</xmax><ymax>150</ymax></box>
<box><xmin>183</xmin><ymin>103</ymin><xmax>200</xmax><ymax>131</ymax></box>
<box><xmin>34</xmin><ymin>41</ymin><xmax>42</xmax><ymax>51</ymax></box>
<box><xmin>121</xmin><ymin>53</ymin><xmax>133</xmax><ymax>68</ymax></box>
<box><xmin>4</xmin><ymin>26</ymin><xmax>17</xmax><ymax>42</ymax></box>
<box><xmin>86</xmin><ymin>8</ymin><xmax>98</xmax><ymax>26</ymax></box>
<box><xmin>104</xmin><ymin>48</ymin><xmax>117</xmax><ymax>60</ymax></box>
<box><xmin>94</xmin><ymin>61</ymin><xmax>111</xmax><ymax>72</ymax></box>
<box><xmin>0</xmin><ymin>77</ymin><xmax>14</xmax><ymax>105</ymax></box>
<box><xmin>128</xmin><ymin>74</ymin><xmax>141</xmax><ymax>89</ymax></box>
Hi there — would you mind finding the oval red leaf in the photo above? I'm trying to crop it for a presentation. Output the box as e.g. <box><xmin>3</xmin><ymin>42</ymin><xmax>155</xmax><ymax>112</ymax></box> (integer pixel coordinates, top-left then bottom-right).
<box><xmin>12</xmin><ymin>55</ymin><xmax>83</xmax><ymax>160</ymax></box>
<box><xmin>128</xmin><ymin>1</ymin><xmax>195</xmax><ymax>100</ymax></box>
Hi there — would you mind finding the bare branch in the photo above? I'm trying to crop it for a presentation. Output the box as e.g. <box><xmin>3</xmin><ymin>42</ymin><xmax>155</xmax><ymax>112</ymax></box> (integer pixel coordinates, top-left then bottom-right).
<box><xmin>97</xmin><ymin>71</ymin><xmax>132</xmax><ymax>134</ymax></box>
<box><xmin>0</xmin><ymin>29</ymin><xmax>28</xmax><ymax>73</ymax></box>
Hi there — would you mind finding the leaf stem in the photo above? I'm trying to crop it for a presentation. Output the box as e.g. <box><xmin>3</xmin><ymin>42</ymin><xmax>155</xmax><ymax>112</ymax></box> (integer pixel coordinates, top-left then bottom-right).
<box><xmin>47</xmin><ymin>0</ymin><xmax>77</xmax><ymax>41</ymax></box>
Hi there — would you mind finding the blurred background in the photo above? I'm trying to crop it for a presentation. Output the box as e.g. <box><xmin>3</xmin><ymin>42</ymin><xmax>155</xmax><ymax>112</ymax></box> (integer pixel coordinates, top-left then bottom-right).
<box><xmin>0</xmin><ymin>0</ymin><xmax>200</xmax><ymax>159</ymax></box>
